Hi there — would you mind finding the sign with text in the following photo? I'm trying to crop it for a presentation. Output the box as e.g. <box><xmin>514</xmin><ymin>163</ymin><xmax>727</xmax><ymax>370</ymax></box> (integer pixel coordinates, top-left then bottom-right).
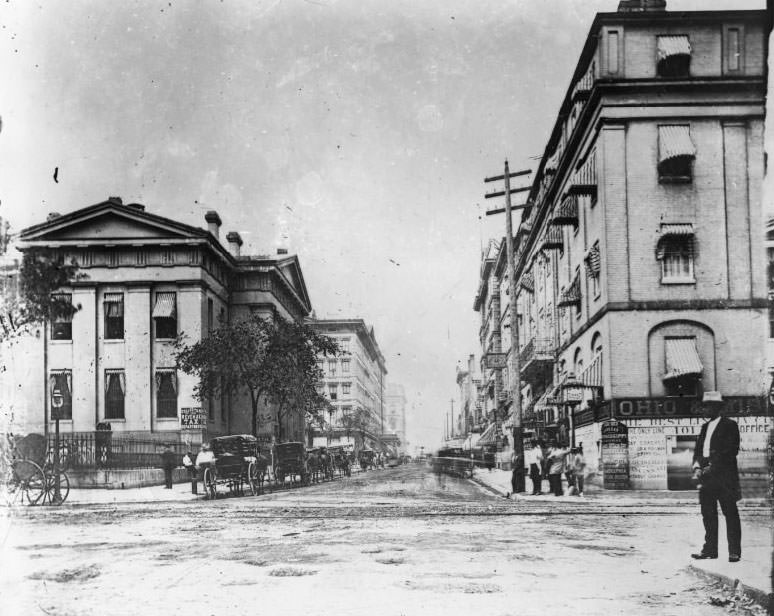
<box><xmin>613</xmin><ymin>397</ymin><xmax>766</xmax><ymax>419</ymax></box>
<box><xmin>180</xmin><ymin>407</ymin><xmax>206</xmax><ymax>429</ymax></box>
<box><xmin>601</xmin><ymin>420</ymin><xmax>629</xmax><ymax>490</ymax></box>
<box><xmin>484</xmin><ymin>353</ymin><xmax>507</xmax><ymax>370</ymax></box>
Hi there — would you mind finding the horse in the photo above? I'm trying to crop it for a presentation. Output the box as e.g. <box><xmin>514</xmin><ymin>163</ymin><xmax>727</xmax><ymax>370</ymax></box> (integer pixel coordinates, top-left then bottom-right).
<box><xmin>252</xmin><ymin>451</ymin><xmax>270</xmax><ymax>495</ymax></box>
<box><xmin>306</xmin><ymin>450</ymin><xmax>321</xmax><ymax>483</ymax></box>
<box><xmin>318</xmin><ymin>448</ymin><xmax>333</xmax><ymax>480</ymax></box>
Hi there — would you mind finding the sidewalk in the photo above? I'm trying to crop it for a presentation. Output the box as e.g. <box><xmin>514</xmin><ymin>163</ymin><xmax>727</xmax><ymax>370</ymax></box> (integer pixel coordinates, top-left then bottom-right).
<box><xmin>472</xmin><ymin>467</ymin><xmax>773</xmax><ymax>610</ymax></box>
<box><xmin>64</xmin><ymin>481</ymin><xmax>203</xmax><ymax>505</ymax></box>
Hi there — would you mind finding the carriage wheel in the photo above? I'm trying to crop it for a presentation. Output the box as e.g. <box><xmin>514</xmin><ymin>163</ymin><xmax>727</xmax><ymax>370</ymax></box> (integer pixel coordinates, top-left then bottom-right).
<box><xmin>43</xmin><ymin>471</ymin><xmax>70</xmax><ymax>505</ymax></box>
<box><xmin>203</xmin><ymin>467</ymin><xmax>217</xmax><ymax>500</ymax></box>
<box><xmin>12</xmin><ymin>460</ymin><xmax>46</xmax><ymax>506</ymax></box>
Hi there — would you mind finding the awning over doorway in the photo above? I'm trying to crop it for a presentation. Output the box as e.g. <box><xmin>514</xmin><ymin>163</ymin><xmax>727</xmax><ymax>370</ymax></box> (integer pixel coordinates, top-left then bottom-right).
<box><xmin>663</xmin><ymin>338</ymin><xmax>702</xmax><ymax>380</ymax></box>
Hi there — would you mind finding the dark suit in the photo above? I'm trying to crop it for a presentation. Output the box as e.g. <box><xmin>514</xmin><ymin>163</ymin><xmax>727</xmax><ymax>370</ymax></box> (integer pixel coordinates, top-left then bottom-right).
<box><xmin>693</xmin><ymin>416</ymin><xmax>741</xmax><ymax>557</ymax></box>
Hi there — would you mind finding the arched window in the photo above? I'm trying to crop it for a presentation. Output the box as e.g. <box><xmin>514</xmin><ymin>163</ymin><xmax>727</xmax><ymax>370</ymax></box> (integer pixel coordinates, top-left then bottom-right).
<box><xmin>573</xmin><ymin>347</ymin><xmax>583</xmax><ymax>377</ymax></box>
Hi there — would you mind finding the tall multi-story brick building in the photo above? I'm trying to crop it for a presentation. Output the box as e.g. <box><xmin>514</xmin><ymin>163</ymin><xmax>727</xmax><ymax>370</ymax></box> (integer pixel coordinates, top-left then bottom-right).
<box><xmin>308</xmin><ymin>318</ymin><xmax>387</xmax><ymax>451</ymax></box>
<box><xmin>480</xmin><ymin>1</ymin><xmax>770</xmax><ymax>490</ymax></box>
<box><xmin>10</xmin><ymin>197</ymin><xmax>313</xmax><ymax>444</ymax></box>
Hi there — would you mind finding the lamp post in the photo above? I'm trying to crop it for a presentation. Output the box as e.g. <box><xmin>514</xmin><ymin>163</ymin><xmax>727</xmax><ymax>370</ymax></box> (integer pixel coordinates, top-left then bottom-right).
<box><xmin>50</xmin><ymin>388</ymin><xmax>64</xmax><ymax>504</ymax></box>
<box><xmin>562</xmin><ymin>374</ymin><xmax>584</xmax><ymax>448</ymax></box>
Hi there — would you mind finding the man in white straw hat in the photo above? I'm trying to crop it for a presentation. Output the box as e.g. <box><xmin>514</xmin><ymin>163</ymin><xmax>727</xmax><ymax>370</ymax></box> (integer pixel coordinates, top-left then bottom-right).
<box><xmin>690</xmin><ymin>391</ymin><xmax>742</xmax><ymax>563</ymax></box>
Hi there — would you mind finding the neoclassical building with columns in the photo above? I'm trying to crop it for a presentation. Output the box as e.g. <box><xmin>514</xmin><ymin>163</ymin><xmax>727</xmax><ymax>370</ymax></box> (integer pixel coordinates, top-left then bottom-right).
<box><xmin>10</xmin><ymin>197</ymin><xmax>313</xmax><ymax>444</ymax></box>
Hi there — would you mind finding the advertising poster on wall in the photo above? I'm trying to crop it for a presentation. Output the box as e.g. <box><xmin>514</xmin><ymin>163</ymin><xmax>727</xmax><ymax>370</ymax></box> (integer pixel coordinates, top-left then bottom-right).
<box><xmin>601</xmin><ymin>420</ymin><xmax>629</xmax><ymax>490</ymax></box>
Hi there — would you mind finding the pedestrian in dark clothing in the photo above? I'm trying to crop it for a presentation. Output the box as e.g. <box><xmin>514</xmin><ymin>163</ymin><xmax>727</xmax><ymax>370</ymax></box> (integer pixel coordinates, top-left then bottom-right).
<box><xmin>691</xmin><ymin>391</ymin><xmax>742</xmax><ymax>563</ymax></box>
<box><xmin>161</xmin><ymin>444</ymin><xmax>177</xmax><ymax>489</ymax></box>
<box><xmin>546</xmin><ymin>440</ymin><xmax>568</xmax><ymax>496</ymax></box>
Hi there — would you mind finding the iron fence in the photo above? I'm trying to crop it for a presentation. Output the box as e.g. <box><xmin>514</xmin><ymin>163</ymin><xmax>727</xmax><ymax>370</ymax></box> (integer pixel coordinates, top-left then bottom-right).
<box><xmin>46</xmin><ymin>432</ymin><xmax>188</xmax><ymax>471</ymax></box>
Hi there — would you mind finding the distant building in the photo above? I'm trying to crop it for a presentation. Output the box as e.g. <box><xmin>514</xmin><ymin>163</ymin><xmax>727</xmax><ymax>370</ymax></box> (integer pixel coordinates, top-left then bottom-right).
<box><xmin>477</xmin><ymin>1</ymin><xmax>770</xmax><ymax>490</ymax></box>
<box><xmin>308</xmin><ymin>319</ymin><xmax>387</xmax><ymax>451</ymax></box>
<box><xmin>9</xmin><ymin>197</ymin><xmax>314</xmax><ymax>444</ymax></box>
<box><xmin>384</xmin><ymin>382</ymin><xmax>407</xmax><ymax>453</ymax></box>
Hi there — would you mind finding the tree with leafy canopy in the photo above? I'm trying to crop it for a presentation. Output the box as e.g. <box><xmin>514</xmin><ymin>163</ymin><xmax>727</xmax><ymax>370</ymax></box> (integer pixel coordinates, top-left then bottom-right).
<box><xmin>175</xmin><ymin>313</ymin><xmax>339</xmax><ymax>439</ymax></box>
<box><xmin>0</xmin><ymin>247</ymin><xmax>83</xmax><ymax>340</ymax></box>
<box><xmin>341</xmin><ymin>405</ymin><xmax>379</xmax><ymax>449</ymax></box>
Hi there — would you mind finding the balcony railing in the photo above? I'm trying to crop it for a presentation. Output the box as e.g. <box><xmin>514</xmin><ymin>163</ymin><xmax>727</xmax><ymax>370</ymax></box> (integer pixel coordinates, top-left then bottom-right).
<box><xmin>519</xmin><ymin>337</ymin><xmax>554</xmax><ymax>369</ymax></box>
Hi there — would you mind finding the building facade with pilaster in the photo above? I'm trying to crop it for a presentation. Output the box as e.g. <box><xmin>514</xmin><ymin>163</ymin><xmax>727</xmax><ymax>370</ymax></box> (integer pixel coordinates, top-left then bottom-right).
<box><xmin>482</xmin><ymin>2</ymin><xmax>770</xmax><ymax>491</ymax></box>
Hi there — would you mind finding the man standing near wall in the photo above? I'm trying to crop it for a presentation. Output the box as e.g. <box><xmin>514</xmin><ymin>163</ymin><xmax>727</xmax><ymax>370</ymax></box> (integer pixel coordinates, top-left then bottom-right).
<box><xmin>691</xmin><ymin>392</ymin><xmax>742</xmax><ymax>563</ymax></box>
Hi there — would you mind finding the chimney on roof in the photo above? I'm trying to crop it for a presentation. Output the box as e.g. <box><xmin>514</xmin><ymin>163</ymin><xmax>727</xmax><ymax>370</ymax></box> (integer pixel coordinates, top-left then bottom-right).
<box><xmin>276</xmin><ymin>248</ymin><xmax>288</xmax><ymax>255</ymax></box>
<box><xmin>46</xmin><ymin>212</ymin><xmax>61</xmax><ymax>222</ymax></box>
<box><xmin>225</xmin><ymin>231</ymin><xmax>243</xmax><ymax>257</ymax></box>
<box><xmin>617</xmin><ymin>0</ymin><xmax>666</xmax><ymax>12</ymax></box>
<box><xmin>205</xmin><ymin>210</ymin><xmax>222</xmax><ymax>240</ymax></box>
<box><xmin>108</xmin><ymin>196</ymin><xmax>123</xmax><ymax>205</ymax></box>
<box><xmin>126</xmin><ymin>203</ymin><xmax>145</xmax><ymax>211</ymax></box>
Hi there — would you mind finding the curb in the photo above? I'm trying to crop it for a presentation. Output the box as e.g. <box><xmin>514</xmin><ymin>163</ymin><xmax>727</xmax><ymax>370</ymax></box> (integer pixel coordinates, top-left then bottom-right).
<box><xmin>689</xmin><ymin>564</ymin><xmax>772</xmax><ymax>612</ymax></box>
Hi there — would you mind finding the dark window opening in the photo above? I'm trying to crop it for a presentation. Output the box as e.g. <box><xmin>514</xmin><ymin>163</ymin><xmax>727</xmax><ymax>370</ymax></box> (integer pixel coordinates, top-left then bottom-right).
<box><xmin>657</xmin><ymin>54</ymin><xmax>690</xmax><ymax>78</ymax></box>
<box><xmin>50</xmin><ymin>371</ymin><xmax>72</xmax><ymax>420</ymax></box>
<box><xmin>664</xmin><ymin>374</ymin><xmax>701</xmax><ymax>398</ymax></box>
<box><xmin>104</xmin><ymin>294</ymin><xmax>124</xmax><ymax>340</ymax></box>
<box><xmin>51</xmin><ymin>293</ymin><xmax>73</xmax><ymax>340</ymax></box>
<box><xmin>156</xmin><ymin>371</ymin><xmax>177</xmax><ymax>418</ymax></box>
<box><xmin>105</xmin><ymin>372</ymin><xmax>125</xmax><ymax>419</ymax></box>
<box><xmin>658</xmin><ymin>156</ymin><xmax>693</xmax><ymax>182</ymax></box>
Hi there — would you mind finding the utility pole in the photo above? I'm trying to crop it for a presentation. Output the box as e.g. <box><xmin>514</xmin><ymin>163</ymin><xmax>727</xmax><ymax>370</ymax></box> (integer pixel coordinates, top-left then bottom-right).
<box><xmin>484</xmin><ymin>160</ymin><xmax>531</xmax><ymax>493</ymax></box>
<box><xmin>450</xmin><ymin>399</ymin><xmax>454</xmax><ymax>439</ymax></box>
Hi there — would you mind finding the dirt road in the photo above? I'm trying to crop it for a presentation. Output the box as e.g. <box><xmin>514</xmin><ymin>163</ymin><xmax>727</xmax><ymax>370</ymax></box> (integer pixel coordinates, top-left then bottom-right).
<box><xmin>1</xmin><ymin>463</ymin><xmax>766</xmax><ymax>615</ymax></box>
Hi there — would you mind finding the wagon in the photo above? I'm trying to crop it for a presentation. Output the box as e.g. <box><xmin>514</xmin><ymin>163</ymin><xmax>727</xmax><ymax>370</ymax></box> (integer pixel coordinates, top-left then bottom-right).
<box><xmin>328</xmin><ymin>446</ymin><xmax>351</xmax><ymax>477</ymax></box>
<box><xmin>1</xmin><ymin>433</ymin><xmax>70</xmax><ymax>506</ymax></box>
<box><xmin>201</xmin><ymin>435</ymin><xmax>267</xmax><ymax>500</ymax></box>
<box><xmin>358</xmin><ymin>448</ymin><xmax>376</xmax><ymax>471</ymax></box>
<box><xmin>273</xmin><ymin>442</ymin><xmax>308</xmax><ymax>486</ymax></box>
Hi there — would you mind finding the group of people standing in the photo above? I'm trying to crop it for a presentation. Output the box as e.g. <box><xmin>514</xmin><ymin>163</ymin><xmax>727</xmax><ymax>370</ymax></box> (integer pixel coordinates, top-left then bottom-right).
<box><xmin>514</xmin><ymin>439</ymin><xmax>586</xmax><ymax>497</ymax></box>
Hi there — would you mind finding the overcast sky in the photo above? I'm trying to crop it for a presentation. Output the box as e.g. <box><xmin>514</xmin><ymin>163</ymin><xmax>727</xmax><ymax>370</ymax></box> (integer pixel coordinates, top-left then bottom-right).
<box><xmin>0</xmin><ymin>0</ymin><xmax>767</xmax><ymax>450</ymax></box>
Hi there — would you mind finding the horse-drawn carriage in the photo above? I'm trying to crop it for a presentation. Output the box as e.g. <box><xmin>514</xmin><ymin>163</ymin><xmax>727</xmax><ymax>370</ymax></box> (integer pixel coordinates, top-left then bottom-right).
<box><xmin>273</xmin><ymin>441</ymin><xmax>308</xmax><ymax>486</ymax></box>
<box><xmin>201</xmin><ymin>435</ymin><xmax>267</xmax><ymax>500</ymax></box>
<box><xmin>358</xmin><ymin>448</ymin><xmax>376</xmax><ymax>471</ymax></box>
<box><xmin>327</xmin><ymin>446</ymin><xmax>351</xmax><ymax>477</ymax></box>
<box><xmin>1</xmin><ymin>433</ymin><xmax>70</xmax><ymax>506</ymax></box>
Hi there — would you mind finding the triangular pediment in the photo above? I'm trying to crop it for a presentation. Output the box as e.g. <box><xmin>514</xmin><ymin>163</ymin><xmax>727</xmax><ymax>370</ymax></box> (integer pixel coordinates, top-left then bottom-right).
<box><xmin>20</xmin><ymin>202</ymin><xmax>207</xmax><ymax>244</ymax></box>
<box><xmin>277</xmin><ymin>257</ymin><xmax>311</xmax><ymax>312</ymax></box>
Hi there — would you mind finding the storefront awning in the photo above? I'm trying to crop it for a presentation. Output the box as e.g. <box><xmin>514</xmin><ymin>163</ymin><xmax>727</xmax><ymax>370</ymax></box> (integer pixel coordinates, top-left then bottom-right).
<box><xmin>664</xmin><ymin>338</ymin><xmax>703</xmax><ymax>380</ymax></box>
<box><xmin>152</xmin><ymin>292</ymin><xmax>177</xmax><ymax>319</ymax></box>
<box><xmin>477</xmin><ymin>423</ymin><xmax>498</xmax><ymax>446</ymax></box>
<box><xmin>658</xmin><ymin>36</ymin><xmax>691</xmax><ymax>61</ymax></box>
<box><xmin>658</xmin><ymin>125</ymin><xmax>696</xmax><ymax>164</ymax></box>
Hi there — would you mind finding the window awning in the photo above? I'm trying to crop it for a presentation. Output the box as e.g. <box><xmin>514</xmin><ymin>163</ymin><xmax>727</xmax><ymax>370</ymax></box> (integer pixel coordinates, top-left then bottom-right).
<box><xmin>152</xmin><ymin>292</ymin><xmax>177</xmax><ymax>319</ymax></box>
<box><xmin>520</xmin><ymin>271</ymin><xmax>534</xmax><ymax>293</ymax></box>
<box><xmin>552</xmin><ymin>195</ymin><xmax>579</xmax><ymax>227</ymax></box>
<box><xmin>656</xmin><ymin>224</ymin><xmax>694</xmax><ymax>259</ymax></box>
<box><xmin>658</xmin><ymin>36</ymin><xmax>691</xmax><ymax>61</ymax></box>
<box><xmin>558</xmin><ymin>277</ymin><xmax>581</xmax><ymax>307</ymax></box>
<box><xmin>541</xmin><ymin>226</ymin><xmax>564</xmax><ymax>251</ymax></box>
<box><xmin>544</xmin><ymin>149</ymin><xmax>560</xmax><ymax>174</ymax></box>
<box><xmin>664</xmin><ymin>338</ymin><xmax>702</xmax><ymax>380</ymax></box>
<box><xmin>659</xmin><ymin>125</ymin><xmax>696</xmax><ymax>164</ymax></box>
<box><xmin>104</xmin><ymin>293</ymin><xmax>124</xmax><ymax>317</ymax></box>
<box><xmin>585</xmin><ymin>244</ymin><xmax>601</xmax><ymax>278</ymax></box>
